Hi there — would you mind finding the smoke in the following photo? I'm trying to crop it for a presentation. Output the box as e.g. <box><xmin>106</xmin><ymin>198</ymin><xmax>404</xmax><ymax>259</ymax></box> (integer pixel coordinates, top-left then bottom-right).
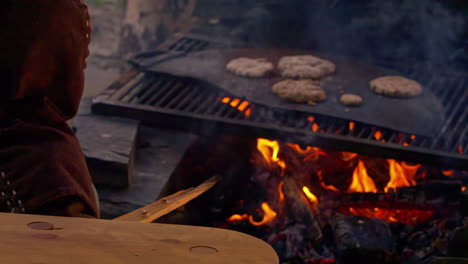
<box><xmin>233</xmin><ymin>0</ymin><xmax>466</xmax><ymax>66</ymax></box>
<box><xmin>340</xmin><ymin>0</ymin><xmax>466</xmax><ymax>65</ymax></box>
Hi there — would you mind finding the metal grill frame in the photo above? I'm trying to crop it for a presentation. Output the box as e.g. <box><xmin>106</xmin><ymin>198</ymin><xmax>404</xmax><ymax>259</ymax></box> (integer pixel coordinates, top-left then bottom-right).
<box><xmin>92</xmin><ymin>34</ymin><xmax>468</xmax><ymax>170</ymax></box>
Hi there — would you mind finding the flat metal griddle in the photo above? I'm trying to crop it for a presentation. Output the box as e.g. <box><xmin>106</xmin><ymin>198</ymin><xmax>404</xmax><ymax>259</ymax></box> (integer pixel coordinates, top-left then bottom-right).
<box><xmin>146</xmin><ymin>48</ymin><xmax>444</xmax><ymax>137</ymax></box>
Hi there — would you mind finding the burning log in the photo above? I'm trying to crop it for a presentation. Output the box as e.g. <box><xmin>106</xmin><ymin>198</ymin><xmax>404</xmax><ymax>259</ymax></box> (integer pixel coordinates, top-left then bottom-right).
<box><xmin>282</xmin><ymin>176</ymin><xmax>323</xmax><ymax>242</ymax></box>
<box><xmin>332</xmin><ymin>213</ymin><xmax>395</xmax><ymax>263</ymax></box>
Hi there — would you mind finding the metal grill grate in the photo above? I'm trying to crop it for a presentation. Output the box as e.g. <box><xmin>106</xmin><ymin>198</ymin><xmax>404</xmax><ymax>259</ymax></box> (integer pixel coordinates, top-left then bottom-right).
<box><xmin>167</xmin><ymin>37</ymin><xmax>210</xmax><ymax>52</ymax></box>
<box><xmin>93</xmin><ymin>37</ymin><xmax>468</xmax><ymax>169</ymax></box>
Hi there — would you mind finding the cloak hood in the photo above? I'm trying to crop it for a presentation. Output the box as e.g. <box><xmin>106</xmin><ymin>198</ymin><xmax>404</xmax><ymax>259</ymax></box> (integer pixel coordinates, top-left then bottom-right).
<box><xmin>0</xmin><ymin>0</ymin><xmax>91</xmax><ymax>122</ymax></box>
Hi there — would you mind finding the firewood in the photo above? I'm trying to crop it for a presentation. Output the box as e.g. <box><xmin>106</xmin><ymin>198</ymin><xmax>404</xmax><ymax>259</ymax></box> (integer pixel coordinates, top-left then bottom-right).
<box><xmin>114</xmin><ymin>176</ymin><xmax>219</xmax><ymax>223</ymax></box>
<box><xmin>282</xmin><ymin>176</ymin><xmax>323</xmax><ymax>242</ymax></box>
<box><xmin>332</xmin><ymin>213</ymin><xmax>395</xmax><ymax>263</ymax></box>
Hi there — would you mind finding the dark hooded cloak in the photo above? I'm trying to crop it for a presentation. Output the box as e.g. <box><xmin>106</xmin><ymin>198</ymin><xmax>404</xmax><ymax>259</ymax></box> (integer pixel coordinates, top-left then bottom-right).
<box><xmin>0</xmin><ymin>0</ymin><xmax>98</xmax><ymax>217</ymax></box>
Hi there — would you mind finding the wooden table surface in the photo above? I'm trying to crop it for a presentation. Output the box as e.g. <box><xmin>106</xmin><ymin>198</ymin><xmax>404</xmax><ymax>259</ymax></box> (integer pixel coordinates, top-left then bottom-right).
<box><xmin>0</xmin><ymin>213</ymin><xmax>279</xmax><ymax>264</ymax></box>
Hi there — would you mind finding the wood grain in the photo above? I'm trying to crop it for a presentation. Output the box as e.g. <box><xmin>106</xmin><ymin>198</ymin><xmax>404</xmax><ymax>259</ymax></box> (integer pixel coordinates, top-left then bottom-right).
<box><xmin>114</xmin><ymin>176</ymin><xmax>219</xmax><ymax>223</ymax></box>
<box><xmin>0</xmin><ymin>213</ymin><xmax>279</xmax><ymax>264</ymax></box>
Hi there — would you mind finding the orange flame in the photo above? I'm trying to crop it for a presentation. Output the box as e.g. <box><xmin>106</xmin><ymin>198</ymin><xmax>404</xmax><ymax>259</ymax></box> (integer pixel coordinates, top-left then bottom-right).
<box><xmin>227</xmin><ymin>203</ymin><xmax>277</xmax><ymax>226</ymax></box>
<box><xmin>249</xmin><ymin>203</ymin><xmax>277</xmax><ymax>226</ymax></box>
<box><xmin>227</xmin><ymin>214</ymin><xmax>249</xmax><ymax>222</ymax></box>
<box><xmin>341</xmin><ymin>152</ymin><xmax>358</xmax><ymax>162</ymax></box>
<box><xmin>442</xmin><ymin>170</ymin><xmax>455</xmax><ymax>177</ymax></box>
<box><xmin>278</xmin><ymin>181</ymin><xmax>285</xmax><ymax>203</ymax></box>
<box><xmin>348</xmin><ymin>160</ymin><xmax>377</xmax><ymax>193</ymax></box>
<box><xmin>219</xmin><ymin>97</ymin><xmax>252</xmax><ymax>117</ymax></box>
<box><xmin>384</xmin><ymin>160</ymin><xmax>418</xmax><ymax>192</ymax></box>
<box><xmin>349</xmin><ymin>121</ymin><xmax>355</xmax><ymax>131</ymax></box>
<box><xmin>308</xmin><ymin>116</ymin><xmax>315</xmax><ymax>122</ymax></box>
<box><xmin>312</xmin><ymin>123</ymin><xmax>320</xmax><ymax>132</ymax></box>
<box><xmin>374</xmin><ymin>131</ymin><xmax>383</xmax><ymax>141</ymax></box>
<box><xmin>288</xmin><ymin>144</ymin><xmax>314</xmax><ymax>155</ymax></box>
<box><xmin>410</xmin><ymin>135</ymin><xmax>417</xmax><ymax>140</ymax></box>
<box><xmin>303</xmin><ymin>186</ymin><xmax>319</xmax><ymax>204</ymax></box>
<box><xmin>288</xmin><ymin>143</ymin><xmax>327</xmax><ymax>160</ymax></box>
<box><xmin>462</xmin><ymin>186</ymin><xmax>467</xmax><ymax>192</ymax></box>
<box><xmin>317</xmin><ymin>170</ymin><xmax>339</xmax><ymax>192</ymax></box>
<box><xmin>257</xmin><ymin>139</ymin><xmax>286</xmax><ymax>172</ymax></box>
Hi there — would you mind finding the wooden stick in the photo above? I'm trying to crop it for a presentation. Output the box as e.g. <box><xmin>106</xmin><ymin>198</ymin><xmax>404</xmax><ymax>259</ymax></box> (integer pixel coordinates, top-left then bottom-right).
<box><xmin>114</xmin><ymin>176</ymin><xmax>220</xmax><ymax>223</ymax></box>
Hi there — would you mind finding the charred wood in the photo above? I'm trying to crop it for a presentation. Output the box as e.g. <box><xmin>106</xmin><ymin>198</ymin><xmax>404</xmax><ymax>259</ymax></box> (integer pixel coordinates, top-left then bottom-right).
<box><xmin>332</xmin><ymin>213</ymin><xmax>395</xmax><ymax>264</ymax></box>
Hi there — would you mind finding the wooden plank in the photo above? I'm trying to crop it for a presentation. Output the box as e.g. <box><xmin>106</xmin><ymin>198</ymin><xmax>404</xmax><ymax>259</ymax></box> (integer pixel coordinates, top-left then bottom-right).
<box><xmin>115</xmin><ymin>176</ymin><xmax>219</xmax><ymax>223</ymax></box>
<box><xmin>74</xmin><ymin>101</ymin><xmax>140</xmax><ymax>187</ymax></box>
<box><xmin>0</xmin><ymin>213</ymin><xmax>279</xmax><ymax>264</ymax></box>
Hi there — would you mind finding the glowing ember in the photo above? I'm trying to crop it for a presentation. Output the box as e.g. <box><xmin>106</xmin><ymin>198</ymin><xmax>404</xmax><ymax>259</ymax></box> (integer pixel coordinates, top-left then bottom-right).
<box><xmin>303</xmin><ymin>186</ymin><xmax>319</xmax><ymax>204</ymax></box>
<box><xmin>341</xmin><ymin>152</ymin><xmax>358</xmax><ymax>162</ymax></box>
<box><xmin>442</xmin><ymin>170</ymin><xmax>455</xmax><ymax>177</ymax></box>
<box><xmin>462</xmin><ymin>186</ymin><xmax>467</xmax><ymax>192</ymax></box>
<box><xmin>312</xmin><ymin>123</ymin><xmax>320</xmax><ymax>132</ymax></box>
<box><xmin>278</xmin><ymin>181</ymin><xmax>285</xmax><ymax>203</ymax></box>
<box><xmin>257</xmin><ymin>138</ymin><xmax>286</xmax><ymax>173</ymax></box>
<box><xmin>385</xmin><ymin>160</ymin><xmax>418</xmax><ymax>192</ymax></box>
<box><xmin>249</xmin><ymin>203</ymin><xmax>277</xmax><ymax>226</ymax></box>
<box><xmin>344</xmin><ymin>207</ymin><xmax>434</xmax><ymax>225</ymax></box>
<box><xmin>219</xmin><ymin>97</ymin><xmax>252</xmax><ymax>117</ymax></box>
<box><xmin>410</xmin><ymin>135</ymin><xmax>417</xmax><ymax>140</ymax></box>
<box><xmin>307</xmin><ymin>116</ymin><xmax>315</xmax><ymax>122</ymax></box>
<box><xmin>403</xmin><ymin>142</ymin><xmax>410</xmax><ymax>146</ymax></box>
<box><xmin>349</xmin><ymin>121</ymin><xmax>355</xmax><ymax>131</ymax></box>
<box><xmin>348</xmin><ymin>160</ymin><xmax>377</xmax><ymax>193</ymax></box>
<box><xmin>303</xmin><ymin>149</ymin><xmax>328</xmax><ymax>161</ymax></box>
<box><xmin>374</xmin><ymin>131</ymin><xmax>383</xmax><ymax>141</ymax></box>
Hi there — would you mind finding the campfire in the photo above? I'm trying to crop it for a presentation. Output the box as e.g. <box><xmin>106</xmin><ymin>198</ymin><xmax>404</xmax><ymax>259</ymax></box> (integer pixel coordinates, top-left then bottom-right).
<box><xmin>202</xmin><ymin>137</ymin><xmax>467</xmax><ymax>263</ymax></box>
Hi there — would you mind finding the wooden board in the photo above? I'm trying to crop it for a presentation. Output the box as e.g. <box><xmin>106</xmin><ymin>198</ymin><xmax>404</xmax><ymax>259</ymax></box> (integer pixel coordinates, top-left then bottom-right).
<box><xmin>74</xmin><ymin>98</ymin><xmax>140</xmax><ymax>187</ymax></box>
<box><xmin>0</xmin><ymin>213</ymin><xmax>279</xmax><ymax>264</ymax></box>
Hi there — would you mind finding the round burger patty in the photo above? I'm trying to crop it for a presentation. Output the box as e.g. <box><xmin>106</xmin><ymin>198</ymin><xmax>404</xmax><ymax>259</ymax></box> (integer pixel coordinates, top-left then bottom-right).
<box><xmin>278</xmin><ymin>55</ymin><xmax>336</xmax><ymax>79</ymax></box>
<box><xmin>370</xmin><ymin>76</ymin><xmax>423</xmax><ymax>97</ymax></box>
<box><xmin>226</xmin><ymin>57</ymin><xmax>274</xmax><ymax>78</ymax></box>
<box><xmin>272</xmin><ymin>79</ymin><xmax>327</xmax><ymax>105</ymax></box>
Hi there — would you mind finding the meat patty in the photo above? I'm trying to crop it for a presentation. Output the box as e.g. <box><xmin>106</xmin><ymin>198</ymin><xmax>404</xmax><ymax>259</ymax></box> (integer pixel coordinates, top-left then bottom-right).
<box><xmin>226</xmin><ymin>57</ymin><xmax>274</xmax><ymax>78</ymax></box>
<box><xmin>272</xmin><ymin>79</ymin><xmax>327</xmax><ymax>105</ymax></box>
<box><xmin>278</xmin><ymin>55</ymin><xmax>336</xmax><ymax>79</ymax></box>
<box><xmin>340</xmin><ymin>94</ymin><xmax>363</xmax><ymax>106</ymax></box>
<box><xmin>370</xmin><ymin>76</ymin><xmax>423</xmax><ymax>97</ymax></box>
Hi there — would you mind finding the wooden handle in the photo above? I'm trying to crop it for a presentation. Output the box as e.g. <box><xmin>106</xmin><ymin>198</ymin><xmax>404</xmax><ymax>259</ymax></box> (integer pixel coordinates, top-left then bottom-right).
<box><xmin>114</xmin><ymin>176</ymin><xmax>220</xmax><ymax>223</ymax></box>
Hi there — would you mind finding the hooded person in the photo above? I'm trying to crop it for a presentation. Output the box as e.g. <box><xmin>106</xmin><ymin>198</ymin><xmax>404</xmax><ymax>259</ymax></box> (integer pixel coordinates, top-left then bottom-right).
<box><xmin>0</xmin><ymin>0</ymin><xmax>99</xmax><ymax>218</ymax></box>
